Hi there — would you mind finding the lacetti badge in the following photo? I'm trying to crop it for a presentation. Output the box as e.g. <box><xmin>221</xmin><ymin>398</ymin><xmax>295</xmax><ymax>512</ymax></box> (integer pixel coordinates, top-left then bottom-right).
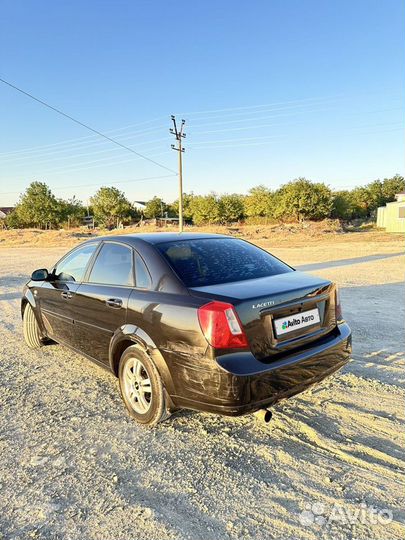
<box><xmin>252</xmin><ymin>300</ymin><xmax>275</xmax><ymax>309</ymax></box>
<box><xmin>275</xmin><ymin>308</ymin><xmax>320</xmax><ymax>336</ymax></box>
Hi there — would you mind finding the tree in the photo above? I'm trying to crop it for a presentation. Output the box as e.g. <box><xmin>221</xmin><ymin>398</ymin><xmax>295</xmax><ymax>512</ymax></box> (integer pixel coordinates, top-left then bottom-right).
<box><xmin>169</xmin><ymin>193</ymin><xmax>194</xmax><ymax>220</ymax></box>
<box><xmin>381</xmin><ymin>174</ymin><xmax>405</xmax><ymax>202</ymax></box>
<box><xmin>366</xmin><ymin>180</ymin><xmax>385</xmax><ymax>212</ymax></box>
<box><xmin>4</xmin><ymin>209</ymin><xmax>24</xmax><ymax>229</ymax></box>
<box><xmin>90</xmin><ymin>187</ymin><xmax>132</xmax><ymax>228</ymax></box>
<box><xmin>349</xmin><ymin>186</ymin><xmax>372</xmax><ymax>218</ymax></box>
<box><xmin>58</xmin><ymin>196</ymin><xmax>85</xmax><ymax>227</ymax></box>
<box><xmin>347</xmin><ymin>176</ymin><xmax>405</xmax><ymax>219</ymax></box>
<box><xmin>272</xmin><ymin>178</ymin><xmax>333</xmax><ymax>221</ymax></box>
<box><xmin>189</xmin><ymin>194</ymin><xmax>221</xmax><ymax>225</ymax></box>
<box><xmin>13</xmin><ymin>181</ymin><xmax>61</xmax><ymax>228</ymax></box>
<box><xmin>244</xmin><ymin>185</ymin><xmax>273</xmax><ymax>218</ymax></box>
<box><xmin>331</xmin><ymin>191</ymin><xmax>355</xmax><ymax>220</ymax></box>
<box><xmin>218</xmin><ymin>193</ymin><xmax>244</xmax><ymax>223</ymax></box>
<box><xmin>144</xmin><ymin>197</ymin><xmax>166</xmax><ymax>219</ymax></box>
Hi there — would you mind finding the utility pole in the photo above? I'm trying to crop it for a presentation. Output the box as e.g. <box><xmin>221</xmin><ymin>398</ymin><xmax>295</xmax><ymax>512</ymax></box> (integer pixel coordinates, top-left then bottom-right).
<box><xmin>170</xmin><ymin>116</ymin><xmax>186</xmax><ymax>233</ymax></box>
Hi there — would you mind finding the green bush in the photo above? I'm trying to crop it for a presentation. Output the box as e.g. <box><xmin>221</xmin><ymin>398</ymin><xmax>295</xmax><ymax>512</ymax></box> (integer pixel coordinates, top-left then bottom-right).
<box><xmin>10</xmin><ymin>181</ymin><xmax>63</xmax><ymax>229</ymax></box>
<box><xmin>272</xmin><ymin>178</ymin><xmax>333</xmax><ymax>221</ymax></box>
<box><xmin>331</xmin><ymin>191</ymin><xmax>355</xmax><ymax>220</ymax></box>
<box><xmin>244</xmin><ymin>185</ymin><xmax>274</xmax><ymax>218</ymax></box>
<box><xmin>218</xmin><ymin>193</ymin><xmax>245</xmax><ymax>223</ymax></box>
<box><xmin>168</xmin><ymin>193</ymin><xmax>194</xmax><ymax>220</ymax></box>
<box><xmin>6</xmin><ymin>174</ymin><xmax>403</xmax><ymax>229</ymax></box>
<box><xmin>189</xmin><ymin>194</ymin><xmax>221</xmax><ymax>225</ymax></box>
<box><xmin>90</xmin><ymin>186</ymin><xmax>132</xmax><ymax>228</ymax></box>
<box><xmin>144</xmin><ymin>196</ymin><xmax>166</xmax><ymax>219</ymax></box>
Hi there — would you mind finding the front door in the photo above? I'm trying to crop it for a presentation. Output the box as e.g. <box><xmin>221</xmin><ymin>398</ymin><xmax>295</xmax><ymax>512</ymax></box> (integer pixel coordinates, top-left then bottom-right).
<box><xmin>69</xmin><ymin>241</ymin><xmax>134</xmax><ymax>364</ymax></box>
<box><xmin>39</xmin><ymin>243</ymin><xmax>98</xmax><ymax>345</ymax></box>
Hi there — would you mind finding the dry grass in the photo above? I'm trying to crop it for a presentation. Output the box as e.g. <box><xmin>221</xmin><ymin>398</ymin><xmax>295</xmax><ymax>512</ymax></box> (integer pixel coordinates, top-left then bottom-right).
<box><xmin>1</xmin><ymin>220</ymin><xmax>403</xmax><ymax>252</ymax></box>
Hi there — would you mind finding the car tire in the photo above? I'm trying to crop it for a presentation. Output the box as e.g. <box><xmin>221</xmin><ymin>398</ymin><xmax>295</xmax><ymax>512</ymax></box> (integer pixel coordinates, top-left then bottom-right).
<box><xmin>118</xmin><ymin>345</ymin><xmax>168</xmax><ymax>426</ymax></box>
<box><xmin>23</xmin><ymin>304</ymin><xmax>43</xmax><ymax>349</ymax></box>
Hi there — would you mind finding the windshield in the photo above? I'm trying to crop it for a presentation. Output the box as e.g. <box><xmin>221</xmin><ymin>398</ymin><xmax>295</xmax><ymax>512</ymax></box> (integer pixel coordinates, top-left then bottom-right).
<box><xmin>156</xmin><ymin>238</ymin><xmax>293</xmax><ymax>287</ymax></box>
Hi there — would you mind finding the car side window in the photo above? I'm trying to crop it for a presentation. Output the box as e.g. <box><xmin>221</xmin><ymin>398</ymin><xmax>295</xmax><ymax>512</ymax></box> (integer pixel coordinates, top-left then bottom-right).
<box><xmin>53</xmin><ymin>243</ymin><xmax>98</xmax><ymax>282</ymax></box>
<box><xmin>88</xmin><ymin>243</ymin><xmax>134</xmax><ymax>286</ymax></box>
<box><xmin>135</xmin><ymin>252</ymin><xmax>152</xmax><ymax>289</ymax></box>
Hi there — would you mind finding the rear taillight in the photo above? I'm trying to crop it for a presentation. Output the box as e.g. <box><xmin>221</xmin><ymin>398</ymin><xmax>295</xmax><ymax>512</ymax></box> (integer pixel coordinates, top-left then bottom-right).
<box><xmin>335</xmin><ymin>286</ymin><xmax>343</xmax><ymax>320</ymax></box>
<box><xmin>197</xmin><ymin>301</ymin><xmax>249</xmax><ymax>349</ymax></box>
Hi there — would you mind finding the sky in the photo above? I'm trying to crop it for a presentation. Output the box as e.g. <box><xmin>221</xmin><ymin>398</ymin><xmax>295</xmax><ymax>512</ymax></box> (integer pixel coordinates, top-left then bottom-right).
<box><xmin>0</xmin><ymin>0</ymin><xmax>404</xmax><ymax>206</ymax></box>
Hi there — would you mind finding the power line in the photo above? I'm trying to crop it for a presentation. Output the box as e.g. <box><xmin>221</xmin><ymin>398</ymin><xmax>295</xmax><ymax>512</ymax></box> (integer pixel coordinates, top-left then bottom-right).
<box><xmin>179</xmin><ymin>95</ymin><xmax>342</xmax><ymax>116</ymax></box>
<box><xmin>0</xmin><ymin>104</ymin><xmax>326</xmax><ymax>165</ymax></box>
<box><xmin>3</xmin><ymin>105</ymin><xmax>401</xmax><ymax>166</ymax></box>
<box><xmin>0</xmin><ymin>117</ymin><xmax>167</xmax><ymax>157</ymax></box>
<box><xmin>0</xmin><ymin>97</ymin><xmax>336</xmax><ymax>159</ymax></box>
<box><xmin>186</xmin><ymin>119</ymin><xmax>404</xmax><ymax>147</ymax></box>
<box><xmin>0</xmin><ymin>96</ymin><xmax>342</xmax><ymax>161</ymax></box>
<box><xmin>0</xmin><ymin>77</ymin><xmax>177</xmax><ymax>174</ymax></box>
<box><xmin>185</xmin><ymin>98</ymin><xmax>340</xmax><ymax>124</ymax></box>
<box><xmin>178</xmin><ymin>89</ymin><xmax>404</xmax><ymax>116</ymax></box>
<box><xmin>188</xmin><ymin>105</ymin><xmax>405</xmax><ymax>133</ymax></box>
<box><xmin>1</xmin><ymin>136</ymin><xmax>171</xmax><ymax>166</ymax></box>
<box><xmin>0</xmin><ymin>123</ymin><xmax>167</xmax><ymax>159</ymax></box>
<box><xmin>0</xmin><ymin>100</ymin><xmax>328</xmax><ymax>160</ymax></box>
<box><xmin>0</xmin><ymin>173</ymin><xmax>177</xmax><ymax>196</ymax></box>
<box><xmin>188</xmin><ymin>125</ymin><xmax>403</xmax><ymax>150</ymax></box>
<box><xmin>28</xmin><ymin>149</ymin><xmax>173</xmax><ymax>176</ymax></box>
<box><xmin>0</xmin><ymin>104</ymin><xmax>341</xmax><ymax>170</ymax></box>
<box><xmin>1</xmin><ymin>89</ymin><xmax>401</xmax><ymax>164</ymax></box>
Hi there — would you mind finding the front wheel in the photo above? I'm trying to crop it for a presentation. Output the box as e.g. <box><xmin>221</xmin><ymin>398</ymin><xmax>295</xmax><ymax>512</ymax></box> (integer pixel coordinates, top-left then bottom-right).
<box><xmin>23</xmin><ymin>304</ymin><xmax>43</xmax><ymax>349</ymax></box>
<box><xmin>118</xmin><ymin>345</ymin><xmax>168</xmax><ymax>426</ymax></box>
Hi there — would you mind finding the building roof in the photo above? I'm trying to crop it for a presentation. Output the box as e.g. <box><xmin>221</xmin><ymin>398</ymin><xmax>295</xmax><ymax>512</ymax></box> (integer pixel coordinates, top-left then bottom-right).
<box><xmin>0</xmin><ymin>207</ymin><xmax>14</xmax><ymax>218</ymax></box>
<box><xmin>0</xmin><ymin>207</ymin><xmax>14</xmax><ymax>214</ymax></box>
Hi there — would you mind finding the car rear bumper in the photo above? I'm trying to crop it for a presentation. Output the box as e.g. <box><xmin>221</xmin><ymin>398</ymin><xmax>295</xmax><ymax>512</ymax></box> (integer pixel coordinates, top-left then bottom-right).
<box><xmin>172</xmin><ymin>322</ymin><xmax>352</xmax><ymax>415</ymax></box>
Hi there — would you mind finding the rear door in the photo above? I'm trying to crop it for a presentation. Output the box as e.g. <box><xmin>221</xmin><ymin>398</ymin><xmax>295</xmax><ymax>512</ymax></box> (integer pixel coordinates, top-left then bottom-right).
<box><xmin>38</xmin><ymin>243</ymin><xmax>98</xmax><ymax>345</ymax></box>
<box><xmin>70</xmin><ymin>241</ymin><xmax>134</xmax><ymax>364</ymax></box>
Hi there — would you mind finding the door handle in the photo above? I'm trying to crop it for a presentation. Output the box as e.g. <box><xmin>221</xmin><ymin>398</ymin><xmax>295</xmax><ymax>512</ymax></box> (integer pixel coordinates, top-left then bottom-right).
<box><xmin>61</xmin><ymin>291</ymin><xmax>73</xmax><ymax>300</ymax></box>
<box><xmin>106</xmin><ymin>298</ymin><xmax>123</xmax><ymax>308</ymax></box>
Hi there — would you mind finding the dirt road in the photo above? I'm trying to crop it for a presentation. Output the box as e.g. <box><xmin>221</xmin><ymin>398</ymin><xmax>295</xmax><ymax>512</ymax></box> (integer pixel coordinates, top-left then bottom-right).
<box><xmin>0</xmin><ymin>241</ymin><xmax>404</xmax><ymax>540</ymax></box>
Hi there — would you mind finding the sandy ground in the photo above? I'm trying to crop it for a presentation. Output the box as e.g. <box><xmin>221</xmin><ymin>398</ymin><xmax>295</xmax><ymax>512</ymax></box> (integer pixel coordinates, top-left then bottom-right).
<box><xmin>0</xmin><ymin>235</ymin><xmax>404</xmax><ymax>540</ymax></box>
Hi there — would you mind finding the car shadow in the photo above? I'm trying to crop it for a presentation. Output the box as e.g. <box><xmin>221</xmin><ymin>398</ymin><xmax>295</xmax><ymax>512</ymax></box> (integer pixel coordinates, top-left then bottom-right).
<box><xmin>296</xmin><ymin>251</ymin><xmax>404</xmax><ymax>272</ymax></box>
<box><xmin>0</xmin><ymin>291</ymin><xmax>22</xmax><ymax>302</ymax></box>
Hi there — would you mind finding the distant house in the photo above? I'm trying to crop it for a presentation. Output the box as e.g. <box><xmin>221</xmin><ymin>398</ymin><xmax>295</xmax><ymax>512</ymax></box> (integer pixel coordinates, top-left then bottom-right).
<box><xmin>376</xmin><ymin>193</ymin><xmax>405</xmax><ymax>233</ymax></box>
<box><xmin>0</xmin><ymin>207</ymin><xmax>14</xmax><ymax>219</ymax></box>
<box><xmin>133</xmin><ymin>201</ymin><xmax>146</xmax><ymax>212</ymax></box>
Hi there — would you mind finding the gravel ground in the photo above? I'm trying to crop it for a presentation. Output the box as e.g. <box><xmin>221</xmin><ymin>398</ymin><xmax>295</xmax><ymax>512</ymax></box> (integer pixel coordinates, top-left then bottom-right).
<box><xmin>0</xmin><ymin>243</ymin><xmax>404</xmax><ymax>540</ymax></box>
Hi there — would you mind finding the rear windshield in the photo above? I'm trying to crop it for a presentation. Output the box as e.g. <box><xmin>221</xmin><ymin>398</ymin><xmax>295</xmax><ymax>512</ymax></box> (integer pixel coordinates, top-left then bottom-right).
<box><xmin>157</xmin><ymin>238</ymin><xmax>292</xmax><ymax>287</ymax></box>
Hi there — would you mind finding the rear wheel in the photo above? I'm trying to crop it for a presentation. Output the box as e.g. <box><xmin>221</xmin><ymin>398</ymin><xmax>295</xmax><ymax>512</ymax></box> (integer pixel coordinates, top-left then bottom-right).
<box><xmin>23</xmin><ymin>304</ymin><xmax>43</xmax><ymax>349</ymax></box>
<box><xmin>118</xmin><ymin>345</ymin><xmax>168</xmax><ymax>426</ymax></box>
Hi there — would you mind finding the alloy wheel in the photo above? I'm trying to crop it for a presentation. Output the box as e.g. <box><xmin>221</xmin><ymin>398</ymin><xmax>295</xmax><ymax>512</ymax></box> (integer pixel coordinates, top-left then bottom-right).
<box><xmin>122</xmin><ymin>357</ymin><xmax>152</xmax><ymax>414</ymax></box>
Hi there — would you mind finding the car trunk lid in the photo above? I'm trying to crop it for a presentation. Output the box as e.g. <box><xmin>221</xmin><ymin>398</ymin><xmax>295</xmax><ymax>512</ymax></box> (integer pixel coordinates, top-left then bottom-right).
<box><xmin>189</xmin><ymin>271</ymin><xmax>337</xmax><ymax>360</ymax></box>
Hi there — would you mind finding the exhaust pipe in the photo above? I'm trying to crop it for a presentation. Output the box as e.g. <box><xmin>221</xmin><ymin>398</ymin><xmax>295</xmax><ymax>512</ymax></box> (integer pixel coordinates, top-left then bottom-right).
<box><xmin>254</xmin><ymin>408</ymin><xmax>273</xmax><ymax>423</ymax></box>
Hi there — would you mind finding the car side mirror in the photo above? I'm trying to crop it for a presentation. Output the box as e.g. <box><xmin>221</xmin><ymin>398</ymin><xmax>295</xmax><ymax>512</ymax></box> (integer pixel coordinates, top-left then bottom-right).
<box><xmin>31</xmin><ymin>268</ymin><xmax>49</xmax><ymax>281</ymax></box>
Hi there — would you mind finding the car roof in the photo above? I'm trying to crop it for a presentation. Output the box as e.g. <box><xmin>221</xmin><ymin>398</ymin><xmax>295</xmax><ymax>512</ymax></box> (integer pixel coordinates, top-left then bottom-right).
<box><xmin>94</xmin><ymin>232</ymin><xmax>231</xmax><ymax>246</ymax></box>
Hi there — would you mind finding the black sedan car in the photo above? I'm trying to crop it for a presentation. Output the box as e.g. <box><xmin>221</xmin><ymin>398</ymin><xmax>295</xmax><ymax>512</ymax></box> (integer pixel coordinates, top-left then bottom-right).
<box><xmin>22</xmin><ymin>233</ymin><xmax>352</xmax><ymax>426</ymax></box>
